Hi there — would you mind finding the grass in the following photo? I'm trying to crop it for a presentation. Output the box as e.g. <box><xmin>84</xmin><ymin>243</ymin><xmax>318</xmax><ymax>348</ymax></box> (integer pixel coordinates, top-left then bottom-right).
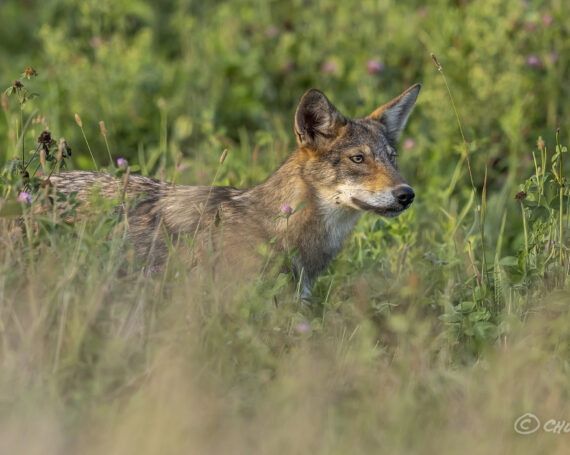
<box><xmin>1</xmin><ymin>0</ymin><xmax>570</xmax><ymax>453</ymax></box>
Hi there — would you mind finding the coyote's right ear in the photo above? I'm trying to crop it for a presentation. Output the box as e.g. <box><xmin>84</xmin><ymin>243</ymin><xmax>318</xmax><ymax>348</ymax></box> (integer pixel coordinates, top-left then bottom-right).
<box><xmin>294</xmin><ymin>89</ymin><xmax>346</xmax><ymax>150</ymax></box>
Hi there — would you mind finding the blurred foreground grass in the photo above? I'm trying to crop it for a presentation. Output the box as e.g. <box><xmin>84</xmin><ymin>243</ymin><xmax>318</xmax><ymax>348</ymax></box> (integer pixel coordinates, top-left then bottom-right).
<box><xmin>1</xmin><ymin>0</ymin><xmax>570</xmax><ymax>453</ymax></box>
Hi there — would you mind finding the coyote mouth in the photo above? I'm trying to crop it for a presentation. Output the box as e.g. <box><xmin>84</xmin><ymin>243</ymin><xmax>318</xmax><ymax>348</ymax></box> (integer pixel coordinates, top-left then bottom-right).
<box><xmin>351</xmin><ymin>197</ymin><xmax>408</xmax><ymax>217</ymax></box>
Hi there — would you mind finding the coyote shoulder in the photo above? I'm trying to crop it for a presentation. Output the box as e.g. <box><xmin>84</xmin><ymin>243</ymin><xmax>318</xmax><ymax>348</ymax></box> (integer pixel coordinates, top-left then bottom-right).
<box><xmin>49</xmin><ymin>84</ymin><xmax>421</xmax><ymax>297</ymax></box>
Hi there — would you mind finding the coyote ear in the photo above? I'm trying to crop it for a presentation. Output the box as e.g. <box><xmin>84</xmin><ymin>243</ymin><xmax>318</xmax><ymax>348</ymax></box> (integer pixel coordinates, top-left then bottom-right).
<box><xmin>367</xmin><ymin>83</ymin><xmax>421</xmax><ymax>144</ymax></box>
<box><xmin>294</xmin><ymin>89</ymin><xmax>346</xmax><ymax>149</ymax></box>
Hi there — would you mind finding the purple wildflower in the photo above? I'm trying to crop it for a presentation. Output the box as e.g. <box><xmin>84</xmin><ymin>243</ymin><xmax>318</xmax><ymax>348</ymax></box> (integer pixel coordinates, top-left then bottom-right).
<box><xmin>366</xmin><ymin>59</ymin><xmax>385</xmax><ymax>75</ymax></box>
<box><xmin>17</xmin><ymin>192</ymin><xmax>32</xmax><ymax>204</ymax></box>
<box><xmin>296</xmin><ymin>321</ymin><xmax>311</xmax><ymax>333</ymax></box>
<box><xmin>281</xmin><ymin>203</ymin><xmax>293</xmax><ymax>215</ymax></box>
<box><xmin>403</xmin><ymin>138</ymin><xmax>415</xmax><ymax>150</ymax></box>
<box><xmin>117</xmin><ymin>158</ymin><xmax>128</xmax><ymax>168</ymax></box>
<box><xmin>526</xmin><ymin>55</ymin><xmax>541</xmax><ymax>68</ymax></box>
<box><xmin>541</xmin><ymin>13</ymin><xmax>553</xmax><ymax>26</ymax></box>
<box><xmin>320</xmin><ymin>61</ymin><xmax>338</xmax><ymax>75</ymax></box>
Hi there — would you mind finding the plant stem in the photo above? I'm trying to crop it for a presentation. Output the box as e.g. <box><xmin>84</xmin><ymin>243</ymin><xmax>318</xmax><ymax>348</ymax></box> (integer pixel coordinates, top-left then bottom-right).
<box><xmin>432</xmin><ymin>57</ymin><xmax>475</xmax><ymax>191</ymax></box>
<box><xmin>189</xmin><ymin>149</ymin><xmax>228</xmax><ymax>260</ymax></box>
<box><xmin>20</xmin><ymin>100</ymin><xmax>24</xmax><ymax>164</ymax></box>
<box><xmin>520</xmin><ymin>201</ymin><xmax>528</xmax><ymax>268</ymax></box>
<box><xmin>556</xmin><ymin>129</ymin><xmax>563</xmax><ymax>266</ymax></box>
<box><xmin>79</xmin><ymin>125</ymin><xmax>98</xmax><ymax>170</ymax></box>
<box><xmin>22</xmin><ymin>144</ymin><xmax>41</xmax><ymax>172</ymax></box>
<box><xmin>432</xmin><ymin>53</ymin><xmax>487</xmax><ymax>285</ymax></box>
<box><xmin>103</xmin><ymin>135</ymin><xmax>113</xmax><ymax>167</ymax></box>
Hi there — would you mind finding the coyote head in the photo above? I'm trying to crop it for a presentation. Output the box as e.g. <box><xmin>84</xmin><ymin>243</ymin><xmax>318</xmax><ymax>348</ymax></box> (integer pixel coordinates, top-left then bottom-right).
<box><xmin>293</xmin><ymin>84</ymin><xmax>420</xmax><ymax>217</ymax></box>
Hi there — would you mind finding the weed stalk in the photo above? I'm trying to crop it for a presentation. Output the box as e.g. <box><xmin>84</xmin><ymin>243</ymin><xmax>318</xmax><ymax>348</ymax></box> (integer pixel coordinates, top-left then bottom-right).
<box><xmin>75</xmin><ymin>113</ymin><xmax>98</xmax><ymax>170</ymax></box>
<box><xmin>431</xmin><ymin>53</ymin><xmax>488</xmax><ymax>286</ymax></box>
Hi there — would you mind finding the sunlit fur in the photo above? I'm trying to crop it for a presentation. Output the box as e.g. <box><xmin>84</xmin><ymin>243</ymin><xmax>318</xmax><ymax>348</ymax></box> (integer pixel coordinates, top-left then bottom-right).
<box><xmin>48</xmin><ymin>84</ymin><xmax>421</xmax><ymax>299</ymax></box>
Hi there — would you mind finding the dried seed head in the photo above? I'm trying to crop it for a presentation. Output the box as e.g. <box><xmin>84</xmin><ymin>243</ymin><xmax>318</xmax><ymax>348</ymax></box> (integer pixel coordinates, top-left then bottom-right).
<box><xmin>430</xmin><ymin>52</ymin><xmax>442</xmax><ymax>71</ymax></box>
<box><xmin>40</xmin><ymin>147</ymin><xmax>47</xmax><ymax>169</ymax></box>
<box><xmin>537</xmin><ymin>136</ymin><xmax>545</xmax><ymax>151</ymax></box>
<box><xmin>37</xmin><ymin>130</ymin><xmax>52</xmax><ymax>145</ymax></box>
<box><xmin>57</xmin><ymin>139</ymin><xmax>64</xmax><ymax>162</ymax></box>
<box><xmin>74</xmin><ymin>113</ymin><xmax>83</xmax><ymax>128</ymax></box>
<box><xmin>59</xmin><ymin>138</ymin><xmax>71</xmax><ymax>157</ymax></box>
<box><xmin>1</xmin><ymin>93</ymin><xmax>8</xmax><ymax>113</ymax></box>
<box><xmin>13</xmin><ymin>80</ymin><xmax>24</xmax><ymax>89</ymax></box>
<box><xmin>22</xmin><ymin>67</ymin><xmax>38</xmax><ymax>79</ymax></box>
<box><xmin>99</xmin><ymin>120</ymin><xmax>107</xmax><ymax>137</ymax></box>
<box><xmin>219</xmin><ymin>148</ymin><xmax>228</xmax><ymax>164</ymax></box>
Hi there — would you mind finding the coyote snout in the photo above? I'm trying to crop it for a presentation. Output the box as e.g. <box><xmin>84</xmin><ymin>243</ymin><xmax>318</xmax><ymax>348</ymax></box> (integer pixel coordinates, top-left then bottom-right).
<box><xmin>351</xmin><ymin>183</ymin><xmax>415</xmax><ymax>217</ymax></box>
<box><xmin>48</xmin><ymin>83</ymin><xmax>421</xmax><ymax>299</ymax></box>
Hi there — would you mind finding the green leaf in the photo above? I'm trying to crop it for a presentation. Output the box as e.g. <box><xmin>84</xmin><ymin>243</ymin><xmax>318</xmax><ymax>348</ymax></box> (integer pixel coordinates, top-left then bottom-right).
<box><xmin>214</xmin><ymin>208</ymin><xmax>222</xmax><ymax>227</ymax></box>
<box><xmin>499</xmin><ymin>256</ymin><xmax>518</xmax><ymax>266</ymax></box>
<box><xmin>473</xmin><ymin>322</ymin><xmax>497</xmax><ymax>340</ymax></box>
<box><xmin>455</xmin><ymin>301</ymin><xmax>476</xmax><ymax>313</ymax></box>
<box><xmin>293</xmin><ymin>201</ymin><xmax>309</xmax><ymax>214</ymax></box>
<box><xmin>529</xmin><ymin>206</ymin><xmax>550</xmax><ymax>223</ymax></box>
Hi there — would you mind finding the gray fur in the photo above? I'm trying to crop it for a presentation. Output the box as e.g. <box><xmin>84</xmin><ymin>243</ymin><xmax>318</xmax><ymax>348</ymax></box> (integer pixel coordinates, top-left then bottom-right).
<box><xmin>48</xmin><ymin>84</ymin><xmax>421</xmax><ymax>297</ymax></box>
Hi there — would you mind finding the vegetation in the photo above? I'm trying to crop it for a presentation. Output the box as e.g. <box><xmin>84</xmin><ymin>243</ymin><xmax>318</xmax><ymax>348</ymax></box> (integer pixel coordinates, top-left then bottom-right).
<box><xmin>1</xmin><ymin>0</ymin><xmax>569</xmax><ymax>453</ymax></box>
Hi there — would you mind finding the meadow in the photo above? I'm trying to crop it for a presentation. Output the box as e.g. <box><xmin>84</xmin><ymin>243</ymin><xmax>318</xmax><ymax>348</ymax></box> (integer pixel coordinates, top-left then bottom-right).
<box><xmin>1</xmin><ymin>0</ymin><xmax>569</xmax><ymax>453</ymax></box>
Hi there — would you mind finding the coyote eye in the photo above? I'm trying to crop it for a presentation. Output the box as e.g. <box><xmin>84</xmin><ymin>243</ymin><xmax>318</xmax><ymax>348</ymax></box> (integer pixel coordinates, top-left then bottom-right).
<box><xmin>388</xmin><ymin>152</ymin><xmax>398</xmax><ymax>162</ymax></box>
<box><xmin>350</xmin><ymin>155</ymin><xmax>364</xmax><ymax>164</ymax></box>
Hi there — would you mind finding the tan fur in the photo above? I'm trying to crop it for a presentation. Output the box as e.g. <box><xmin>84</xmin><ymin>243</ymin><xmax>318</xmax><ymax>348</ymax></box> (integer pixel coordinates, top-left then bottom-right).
<box><xmin>47</xmin><ymin>84</ymin><xmax>421</xmax><ymax>298</ymax></box>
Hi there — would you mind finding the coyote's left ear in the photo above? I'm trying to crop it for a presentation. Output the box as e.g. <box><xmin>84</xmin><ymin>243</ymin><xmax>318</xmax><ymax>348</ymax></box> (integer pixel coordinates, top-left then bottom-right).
<box><xmin>294</xmin><ymin>89</ymin><xmax>346</xmax><ymax>150</ymax></box>
<box><xmin>367</xmin><ymin>83</ymin><xmax>421</xmax><ymax>145</ymax></box>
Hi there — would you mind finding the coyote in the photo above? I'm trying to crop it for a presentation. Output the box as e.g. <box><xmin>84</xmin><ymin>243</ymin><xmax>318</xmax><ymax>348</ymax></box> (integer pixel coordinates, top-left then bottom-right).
<box><xmin>49</xmin><ymin>84</ymin><xmax>421</xmax><ymax>298</ymax></box>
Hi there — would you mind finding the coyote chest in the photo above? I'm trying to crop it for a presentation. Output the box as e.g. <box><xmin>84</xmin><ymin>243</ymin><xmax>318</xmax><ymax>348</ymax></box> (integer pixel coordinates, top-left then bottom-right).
<box><xmin>319</xmin><ymin>204</ymin><xmax>362</xmax><ymax>256</ymax></box>
<box><xmin>49</xmin><ymin>84</ymin><xmax>420</xmax><ymax>298</ymax></box>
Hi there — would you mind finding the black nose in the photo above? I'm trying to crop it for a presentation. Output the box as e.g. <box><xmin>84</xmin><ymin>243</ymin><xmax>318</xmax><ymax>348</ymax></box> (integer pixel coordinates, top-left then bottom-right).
<box><xmin>392</xmin><ymin>185</ymin><xmax>415</xmax><ymax>206</ymax></box>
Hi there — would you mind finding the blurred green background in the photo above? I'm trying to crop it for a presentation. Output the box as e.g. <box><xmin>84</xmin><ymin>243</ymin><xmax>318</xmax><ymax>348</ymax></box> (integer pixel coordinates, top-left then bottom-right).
<box><xmin>1</xmin><ymin>0</ymin><xmax>567</xmax><ymax>180</ymax></box>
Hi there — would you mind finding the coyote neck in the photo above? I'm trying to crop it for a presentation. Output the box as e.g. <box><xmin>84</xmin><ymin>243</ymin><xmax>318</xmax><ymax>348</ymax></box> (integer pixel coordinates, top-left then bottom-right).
<box><xmin>241</xmin><ymin>152</ymin><xmax>361</xmax><ymax>285</ymax></box>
